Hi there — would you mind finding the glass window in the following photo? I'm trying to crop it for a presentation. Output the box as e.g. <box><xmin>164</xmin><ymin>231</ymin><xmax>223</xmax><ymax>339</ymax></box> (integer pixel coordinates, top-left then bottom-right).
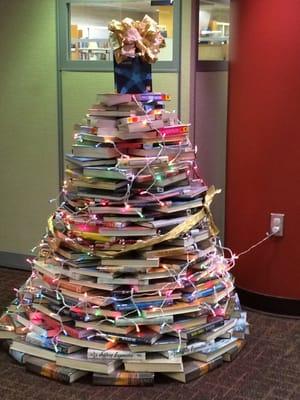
<box><xmin>66</xmin><ymin>0</ymin><xmax>175</xmax><ymax>65</ymax></box>
<box><xmin>198</xmin><ymin>0</ymin><xmax>230</xmax><ymax>61</ymax></box>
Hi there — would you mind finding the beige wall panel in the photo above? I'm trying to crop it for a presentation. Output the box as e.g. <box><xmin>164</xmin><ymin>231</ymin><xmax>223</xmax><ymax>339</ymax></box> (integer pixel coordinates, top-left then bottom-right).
<box><xmin>194</xmin><ymin>71</ymin><xmax>228</xmax><ymax>238</ymax></box>
<box><xmin>62</xmin><ymin>72</ymin><xmax>114</xmax><ymax>154</ymax></box>
<box><xmin>0</xmin><ymin>0</ymin><xmax>58</xmax><ymax>255</ymax></box>
<box><xmin>152</xmin><ymin>73</ymin><xmax>178</xmax><ymax>113</ymax></box>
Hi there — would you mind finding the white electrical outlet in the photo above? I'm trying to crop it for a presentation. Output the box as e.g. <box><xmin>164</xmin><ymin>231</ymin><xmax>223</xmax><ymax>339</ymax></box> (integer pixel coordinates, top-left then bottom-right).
<box><xmin>270</xmin><ymin>213</ymin><xmax>284</xmax><ymax>236</ymax></box>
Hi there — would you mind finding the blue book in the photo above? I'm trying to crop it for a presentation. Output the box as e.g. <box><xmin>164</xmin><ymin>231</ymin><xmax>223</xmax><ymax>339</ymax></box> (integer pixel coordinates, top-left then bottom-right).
<box><xmin>183</xmin><ymin>283</ymin><xmax>226</xmax><ymax>302</ymax></box>
<box><xmin>25</xmin><ymin>332</ymin><xmax>80</xmax><ymax>354</ymax></box>
<box><xmin>114</xmin><ymin>299</ymin><xmax>173</xmax><ymax>311</ymax></box>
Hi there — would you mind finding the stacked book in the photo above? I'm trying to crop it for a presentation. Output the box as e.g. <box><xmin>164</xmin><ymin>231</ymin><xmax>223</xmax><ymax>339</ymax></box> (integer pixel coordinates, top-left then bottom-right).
<box><xmin>0</xmin><ymin>92</ymin><xmax>249</xmax><ymax>385</ymax></box>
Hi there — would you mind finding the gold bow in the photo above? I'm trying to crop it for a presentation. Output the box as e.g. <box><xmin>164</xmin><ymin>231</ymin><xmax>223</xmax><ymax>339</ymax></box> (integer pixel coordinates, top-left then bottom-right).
<box><xmin>108</xmin><ymin>15</ymin><xmax>166</xmax><ymax>64</ymax></box>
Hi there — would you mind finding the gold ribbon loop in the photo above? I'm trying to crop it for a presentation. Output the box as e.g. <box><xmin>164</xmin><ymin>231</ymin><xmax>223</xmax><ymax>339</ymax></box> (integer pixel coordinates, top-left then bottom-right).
<box><xmin>47</xmin><ymin>186</ymin><xmax>220</xmax><ymax>259</ymax></box>
<box><xmin>108</xmin><ymin>14</ymin><xmax>165</xmax><ymax>64</ymax></box>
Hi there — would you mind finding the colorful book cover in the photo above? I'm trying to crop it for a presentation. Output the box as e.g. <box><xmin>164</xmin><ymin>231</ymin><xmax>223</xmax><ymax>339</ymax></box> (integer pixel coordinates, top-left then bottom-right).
<box><xmin>194</xmin><ymin>337</ymin><xmax>238</xmax><ymax>355</ymax></box>
<box><xmin>26</xmin><ymin>332</ymin><xmax>80</xmax><ymax>354</ymax></box>
<box><xmin>93</xmin><ymin>370</ymin><xmax>154</xmax><ymax>386</ymax></box>
<box><xmin>87</xmin><ymin>345</ymin><xmax>146</xmax><ymax>361</ymax></box>
<box><xmin>179</xmin><ymin>317</ymin><xmax>224</xmax><ymax>340</ymax></box>
<box><xmin>183</xmin><ymin>283</ymin><xmax>226</xmax><ymax>302</ymax></box>
<box><xmin>25</xmin><ymin>355</ymin><xmax>87</xmax><ymax>383</ymax></box>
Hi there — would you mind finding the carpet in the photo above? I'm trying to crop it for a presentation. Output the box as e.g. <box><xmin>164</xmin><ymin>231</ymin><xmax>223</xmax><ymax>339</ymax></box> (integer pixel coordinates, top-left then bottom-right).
<box><xmin>0</xmin><ymin>267</ymin><xmax>299</xmax><ymax>400</ymax></box>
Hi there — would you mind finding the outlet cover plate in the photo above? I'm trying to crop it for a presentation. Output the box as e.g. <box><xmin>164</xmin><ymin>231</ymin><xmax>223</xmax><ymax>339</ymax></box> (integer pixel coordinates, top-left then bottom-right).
<box><xmin>270</xmin><ymin>213</ymin><xmax>284</xmax><ymax>237</ymax></box>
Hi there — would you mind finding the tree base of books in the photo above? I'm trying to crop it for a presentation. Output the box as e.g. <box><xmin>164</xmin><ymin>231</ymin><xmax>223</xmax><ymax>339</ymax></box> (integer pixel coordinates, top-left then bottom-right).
<box><xmin>0</xmin><ymin>89</ymin><xmax>249</xmax><ymax>385</ymax></box>
<box><xmin>0</xmin><ymin>16</ymin><xmax>249</xmax><ymax>386</ymax></box>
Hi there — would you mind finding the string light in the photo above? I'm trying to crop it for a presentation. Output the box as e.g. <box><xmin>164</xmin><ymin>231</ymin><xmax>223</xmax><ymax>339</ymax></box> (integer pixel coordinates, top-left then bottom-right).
<box><xmin>5</xmin><ymin>91</ymin><xmax>258</xmax><ymax>358</ymax></box>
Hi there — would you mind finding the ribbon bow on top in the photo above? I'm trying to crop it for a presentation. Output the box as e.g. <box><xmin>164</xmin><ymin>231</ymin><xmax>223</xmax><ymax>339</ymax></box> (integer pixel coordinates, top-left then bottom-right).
<box><xmin>108</xmin><ymin>14</ymin><xmax>166</xmax><ymax>64</ymax></box>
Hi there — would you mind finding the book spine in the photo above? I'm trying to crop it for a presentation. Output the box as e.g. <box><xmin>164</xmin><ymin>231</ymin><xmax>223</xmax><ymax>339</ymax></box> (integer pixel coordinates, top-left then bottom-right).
<box><xmin>187</xmin><ymin>357</ymin><xmax>223</xmax><ymax>382</ymax></box>
<box><xmin>40</xmin><ymin>314</ymin><xmax>61</xmax><ymax>331</ymax></box>
<box><xmin>109</xmin><ymin>334</ymin><xmax>154</xmax><ymax>345</ymax></box>
<box><xmin>206</xmin><ymin>356</ymin><xmax>224</xmax><ymax>371</ymax></box>
<box><xmin>26</xmin><ymin>333</ymin><xmax>52</xmax><ymax>349</ymax></box>
<box><xmin>115</xmin><ymin>315</ymin><xmax>173</xmax><ymax>327</ymax></box>
<box><xmin>93</xmin><ymin>371</ymin><xmax>154</xmax><ymax>386</ymax></box>
<box><xmin>35</xmin><ymin>314</ymin><xmax>67</xmax><ymax>337</ymax></box>
<box><xmin>87</xmin><ymin>348</ymin><xmax>145</xmax><ymax>361</ymax></box>
<box><xmin>25</xmin><ymin>361</ymin><xmax>70</xmax><ymax>384</ymax></box>
<box><xmin>48</xmin><ymin>303</ymin><xmax>71</xmax><ymax>317</ymax></box>
<box><xmin>15</xmin><ymin>314</ymin><xmax>48</xmax><ymax>338</ymax></box>
<box><xmin>183</xmin><ymin>283</ymin><xmax>226</xmax><ymax>302</ymax></box>
<box><xmin>199</xmin><ymin>338</ymin><xmax>237</xmax><ymax>355</ymax></box>
<box><xmin>57</xmin><ymin>280</ymin><xmax>88</xmax><ymax>294</ymax></box>
<box><xmin>223</xmin><ymin>340</ymin><xmax>246</xmax><ymax>362</ymax></box>
<box><xmin>26</xmin><ymin>333</ymin><xmax>71</xmax><ymax>354</ymax></box>
<box><xmin>114</xmin><ymin>300</ymin><xmax>173</xmax><ymax>311</ymax></box>
<box><xmin>62</xmin><ymin>325</ymin><xmax>90</xmax><ymax>339</ymax></box>
<box><xmin>185</xmin><ymin>319</ymin><xmax>224</xmax><ymax>341</ymax></box>
<box><xmin>162</xmin><ymin>339</ymin><xmax>204</xmax><ymax>358</ymax></box>
<box><xmin>182</xmin><ymin>341</ymin><xmax>208</xmax><ymax>357</ymax></box>
<box><xmin>158</xmin><ymin>126</ymin><xmax>188</xmax><ymax>136</ymax></box>
<box><xmin>135</xmin><ymin>93</ymin><xmax>170</xmax><ymax>102</ymax></box>
<box><xmin>9</xmin><ymin>348</ymin><xmax>26</xmax><ymax>364</ymax></box>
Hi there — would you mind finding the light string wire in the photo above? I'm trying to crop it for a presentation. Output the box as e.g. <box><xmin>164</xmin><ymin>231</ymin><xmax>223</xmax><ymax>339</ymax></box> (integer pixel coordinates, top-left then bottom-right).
<box><xmin>10</xmin><ymin>236</ymin><xmax>277</xmax><ymax>355</ymax></box>
<box><xmin>14</xmin><ymin>225</ymin><xmax>273</xmax><ymax>349</ymax></box>
<box><xmin>65</xmin><ymin>103</ymin><xmax>192</xmax><ymax>231</ymax></box>
<box><xmin>7</xmin><ymin>95</ymin><xmax>276</xmax><ymax>354</ymax></box>
<box><xmin>58</xmin><ymin>100</ymin><xmax>194</xmax><ymax>254</ymax></box>
<box><xmin>235</xmin><ymin>230</ymin><xmax>279</xmax><ymax>258</ymax></box>
<box><xmin>11</xmin><ymin>228</ymin><xmax>274</xmax><ymax>350</ymax></box>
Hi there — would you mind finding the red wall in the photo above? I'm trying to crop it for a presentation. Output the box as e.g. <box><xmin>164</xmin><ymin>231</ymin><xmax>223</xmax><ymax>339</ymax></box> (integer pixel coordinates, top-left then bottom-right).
<box><xmin>226</xmin><ymin>0</ymin><xmax>300</xmax><ymax>299</ymax></box>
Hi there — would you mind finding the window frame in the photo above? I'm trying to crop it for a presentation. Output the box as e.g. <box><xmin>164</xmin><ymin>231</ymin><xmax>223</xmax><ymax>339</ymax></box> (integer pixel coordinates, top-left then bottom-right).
<box><xmin>56</xmin><ymin>0</ymin><xmax>181</xmax><ymax>72</ymax></box>
<box><xmin>196</xmin><ymin>0</ymin><xmax>229</xmax><ymax>72</ymax></box>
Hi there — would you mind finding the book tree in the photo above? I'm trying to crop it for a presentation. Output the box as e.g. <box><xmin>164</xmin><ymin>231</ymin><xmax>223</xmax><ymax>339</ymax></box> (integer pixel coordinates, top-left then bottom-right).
<box><xmin>0</xmin><ymin>15</ymin><xmax>248</xmax><ymax>385</ymax></box>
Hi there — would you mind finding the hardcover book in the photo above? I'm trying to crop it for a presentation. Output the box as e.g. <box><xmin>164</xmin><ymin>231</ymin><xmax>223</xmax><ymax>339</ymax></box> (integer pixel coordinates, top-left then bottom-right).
<box><xmin>223</xmin><ymin>339</ymin><xmax>246</xmax><ymax>362</ymax></box>
<box><xmin>163</xmin><ymin>356</ymin><xmax>223</xmax><ymax>383</ymax></box>
<box><xmin>56</xmin><ymin>350</ymin><xmax>122</xmax><ymax>374</ymax></box>
<box><xmin>87</xmin><ymin>345</ymin><xmax>146</xmax><ymax>361</ymax></box>
<box><xmin>25</xmin><ymin>355</ymin><xmax>88</xmax><ymax>383</ymax></box>
<box><xmin>124</xmin><ymin>354</ymin><xmax>183</xmax><ymax>373</ymax></box>
<box><xmin>93</xmin><ymin>370</ymin><xmax>154</xmax><ymax>386</ymax></box>
<box><xmin>189</xmin><ymin>337</ymin><xmax>238</xmax><ymax>362</ymax></box>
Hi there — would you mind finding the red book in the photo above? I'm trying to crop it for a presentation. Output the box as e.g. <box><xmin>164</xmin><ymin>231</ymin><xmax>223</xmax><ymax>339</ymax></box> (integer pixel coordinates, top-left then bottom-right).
<box><xmin>41</xmin><ymin>274</ymin><xmax>90</xmax><ymax>294</ymax></box>
<box><xmin>42</xmin><ymin>314</ymin><xmax>90</xmax><ymax>339</ymax></box>
<box><xmin>158</xmin><ymin>124</ymin><xmax>189</xmax><ymax>136</ymax></box>
<box><xmin>63</xmin><ymin>324</ymin><xmax>91</xmax><ymax>339</ymax></box>
<box><xmin>28</xmin><ymin>312</ymin><xmax>60</xmax><ymax>338</ymax></box>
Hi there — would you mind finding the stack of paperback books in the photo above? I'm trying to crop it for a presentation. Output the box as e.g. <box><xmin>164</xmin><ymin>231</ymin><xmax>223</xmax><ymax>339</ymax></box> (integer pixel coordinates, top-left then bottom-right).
<box><xmin>0</xmin><ymin>92</ymin><xmax>249</xmax><ymax>385</ymax></box>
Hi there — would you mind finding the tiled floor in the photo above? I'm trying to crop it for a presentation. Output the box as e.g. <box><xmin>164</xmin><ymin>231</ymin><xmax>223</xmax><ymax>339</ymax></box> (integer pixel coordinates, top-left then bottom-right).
<box><xmin>0</xmin><ymin>267</ymin><xmax>299</xmax><ymax>400</ymax></box>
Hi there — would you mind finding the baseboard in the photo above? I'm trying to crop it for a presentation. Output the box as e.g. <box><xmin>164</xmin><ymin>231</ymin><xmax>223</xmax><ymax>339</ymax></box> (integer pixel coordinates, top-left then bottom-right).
<box><xmin>0</xmin><ymin>252</ymin><xmax>31</xmax><ymax>271</ymax></box>
<box><xmin>237</xmin><ymin>286</ymin><xmax>300</xmax><ymax>317</ymax></box>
